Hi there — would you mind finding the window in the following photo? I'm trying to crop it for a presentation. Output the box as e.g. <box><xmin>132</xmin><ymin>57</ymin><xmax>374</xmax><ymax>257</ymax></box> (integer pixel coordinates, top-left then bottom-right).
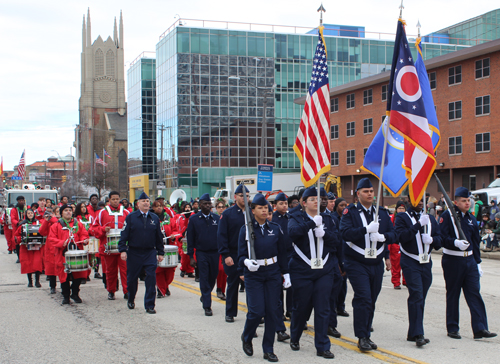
<box><xmin>470</xmin><ymin>175</ymin><xmax>476</xmax><ymax>191</ymax></box>
<box><xmin>475</xmin><ymin>58</ymin><xmax>490</xmax><ymax>79</ymax></box>
<box><xmin>331</xmin><ymin>97</ymin><xmax>339</xmax><ymax>113</ymax></box>
<box><xmin>347</xmin><ymin>149</ymin><xmax>355</xmax><ymax>165</ymax></box>
<box><xmin>331</xmin><ymin>152</ymin><xmax>339</xmax><ymax>166</ymax></box>
<box><xmin>363</xmin><ymin>89</ymin><xmax>373</xmax><ymax>105</ymax></box>
<box><xmin>363</xmin><ymin>118</ymin><xmax>373</xmax><ymax>134</ymax></box>
<box><xmin>448</xmin><ymin>65</ymin><xmax>462</xmax><ymax>85</ymax></box>
<box><xmin>428</xmin><ymin>72</ymin><xmax>436</xmax><ymax>90</ymax></box>
<box><xmin>476</xmin><ymin>133</ymin><xmax>490</xmax><ymax>153</ymax></box>
<box><xmin>347</xmin><ymin>121</ymin><xmax>355</xmax><ymax>137</ymax></box>
<box><xmin>381</xmin><ymin>84</ymin><xmax>388</xmax><ymax>101</ymax></box>
<box><xmin>475</xmin><ymin>96</ymin><xmax>490</xmax><ymax>116</ymax></box>
<box><xmin>331</xmin><ymin>125</ymin><xmax>339</xmax><ymax>140</ymax></box>
<box><xmin>449</xmin><ymin>136</ymin><xmax>462</xmax><ymax>155</ymax></box>
<box><xmin>448</xmin><ymin>101</ymin><xmax>462</xmax><ymax>121</ymax></box>
<box><xmin>346</xmin><ymin>93</ymin><xmax>355</xmax><ymax>109</ymax></box>
<box><xmin>363</xmin><ymin>148</ymin><xmax>368</xmax><ymax>157</ymax></box>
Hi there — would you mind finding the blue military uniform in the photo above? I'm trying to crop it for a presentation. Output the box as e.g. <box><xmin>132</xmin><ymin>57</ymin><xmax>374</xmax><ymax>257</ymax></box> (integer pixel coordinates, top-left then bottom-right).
<box><xmin>118</xmin><ymin>192</ymin><xmax>164</xmax><ymax>311</ymax></box>
<box><xmin>439</xmin><ymin>187</ymin><xmax>490</xmax><ymax>336</ymax></box>
<box><xmin>339</xmin><ymin>178</ymin><xmax>396</xmax><ymax>345</ymax></box>
<box><xmin>217</xmin><ymin>184</ymin><xmax>248</xmax><ymax>320</ymax></box>
<box><xmin>187</xmin><ymin>193</ymin><xmax>220</xmax><ymax>311</ymax></box>
<box><xmin>331</xmin><ymin>199</ymin><xmax>349</xmax><ymax>319</ymax></box>
<box><xmin>395</xmin><ymin>207</ymin><xmax>442</xmax><ymax>341</ymax></box>
<box><xmin>288</xmin><ymin>187</ymin><xmax>339</xmax><ymax>355</ymax></box>
<box><xmin>238</xmin><ymin>194</ymin><xmax>289</xmax><ymax>356</ymax></box>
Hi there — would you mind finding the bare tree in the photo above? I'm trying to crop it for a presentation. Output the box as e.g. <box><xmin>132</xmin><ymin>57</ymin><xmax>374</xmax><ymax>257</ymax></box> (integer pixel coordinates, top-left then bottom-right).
<box><xmin>78</xmin><ymin>162</ymin><xmax>119</xmax><ymax>199</ymax></box>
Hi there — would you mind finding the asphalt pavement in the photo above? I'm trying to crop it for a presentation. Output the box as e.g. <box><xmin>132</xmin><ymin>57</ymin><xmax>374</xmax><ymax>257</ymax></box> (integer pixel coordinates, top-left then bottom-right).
<box><xmin>0</xmin><ymin>235</ymin><xmax>499</xmax><ymax>364</ymax></box>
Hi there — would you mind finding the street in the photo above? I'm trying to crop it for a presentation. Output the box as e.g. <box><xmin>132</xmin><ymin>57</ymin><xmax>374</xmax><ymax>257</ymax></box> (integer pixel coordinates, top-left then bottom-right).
<box><xmin>0</xmin><ymin>235</ymin><xmax>499</xmax><ymax>364</ymax></box>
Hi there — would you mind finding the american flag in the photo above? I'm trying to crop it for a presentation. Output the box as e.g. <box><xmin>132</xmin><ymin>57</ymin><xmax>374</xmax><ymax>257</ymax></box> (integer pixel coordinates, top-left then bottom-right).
<box><xmin>95</xmin><ymin>153</ymin><xmax>108</xmax><ymax>167</ymax></box>
<box><xmin>103</xmin><ymin>149</ymin><xmax>111</xmax><ymax>159</ymax></box>
<box><xmin>386</xmin><ymin>20</ymin><xmax>436</xmax><ymax>205</ymax></box>
<box><xmin>17</xmin><ymin>150</ymin><xmax>26</xmax><ymax>179</ymax></box>
<box><xmin>293</xmin><ymin>27</ymin><xmax>331</xmax><ymax>187</ymax></box>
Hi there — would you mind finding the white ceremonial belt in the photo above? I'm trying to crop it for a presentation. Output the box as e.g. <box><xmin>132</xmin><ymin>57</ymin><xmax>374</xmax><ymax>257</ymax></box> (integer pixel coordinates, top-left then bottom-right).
<box><xmin>442</xmin><ymin>248</ymin><xmax>473</xmax><ymax>257</ymax></box>
<box><xmin>400</xmin><ymin>246</ymin><xmax>422</xmax><ymax>262</ymax></box>
<box><xmin>293</xmin><ymin>244</ymin><xmax>329</xmax><ymax>267</ymax></box>
<box><xmin>256</xmin><ymin>256</ymin><xmax>278</xmax><ymax>266</ymax></box>
<box><xmin>346</xmin><ymin>241</ymin><xmax>384</xmax><ymax>257</ymax></box>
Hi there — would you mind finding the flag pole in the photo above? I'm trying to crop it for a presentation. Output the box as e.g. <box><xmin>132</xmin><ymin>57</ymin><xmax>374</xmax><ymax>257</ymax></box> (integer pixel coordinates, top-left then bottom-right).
<box><xmin>103</xmin><ymin>147</ymin><xmax>106</xmax><ymax>190</ymax></box>
<box><xmin>374</xmin><ymin>115</ymin><xmax>390</xmax><ymax>222</ymax></box>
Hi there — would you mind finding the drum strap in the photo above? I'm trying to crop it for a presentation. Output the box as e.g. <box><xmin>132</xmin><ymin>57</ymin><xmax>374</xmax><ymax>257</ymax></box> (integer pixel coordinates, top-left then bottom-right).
<box><xmin>59</xmin><ymin>218</ymin><xmax>79</xmax><ymax>234</ymax></box>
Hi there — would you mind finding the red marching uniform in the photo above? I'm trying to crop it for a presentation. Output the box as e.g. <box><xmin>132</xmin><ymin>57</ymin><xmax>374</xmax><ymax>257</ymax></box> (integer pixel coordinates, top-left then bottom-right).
<box><xmin>15</xmin><ymin>220</ymin><xmax>43</xmax><ymax>275</ymax></box>
<box><xmin>34</xmin><ymin>207</ymin><xmax>45</xmax><ymax>222</ymax></box>
<box><xmin>156</xmin><ymin>214</ymin><xmax>177</xmax><ymax>296</ymax></box>
<box><xmin>91</xmin><ymin>206</ymin><xmax>129</xmax><ymax>295</ymax></box>
<box><xmin>1</xmin><ymin>209</ymin><xmax>16</xmax><ymax>253</ymax></box>
<box><xmin>390</xmin><ymin>214</ymin><xmax>406</xmax><ymax>288</ymax></box>
<box><xmin>76</xmin><ymin>214</ymin><xmax>94</xmax><ymax>279</ymax></box>
<box><xmin>39</xmin><ymin>216</ymin><xmax>59</xmax><ymax>277</ymax></box>
<box><xmin>86</xmin><ymin>204</ymin><xmax>99</xmax><ymax>220</ymax></box>
<box><xmin>172</xmin><ymin>212</ymin><xmax>194</xmax><ymax>274</ymax></box>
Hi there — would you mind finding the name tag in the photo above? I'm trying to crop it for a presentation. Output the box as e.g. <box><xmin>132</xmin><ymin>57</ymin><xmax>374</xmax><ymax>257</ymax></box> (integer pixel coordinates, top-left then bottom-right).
<box><xmin>365</xmin><ymin>248</ymin><xmax>377</xmax><ymax>259</ymax></box>
<box><xmin>419</xmin><ymin>253</ymin><xmax>430</xmax><ymax>264</ymax></box>
<box><xmin>311</xmin><ymin>258</ymin><xmax>324</xmax><ymax>269</ymax></box>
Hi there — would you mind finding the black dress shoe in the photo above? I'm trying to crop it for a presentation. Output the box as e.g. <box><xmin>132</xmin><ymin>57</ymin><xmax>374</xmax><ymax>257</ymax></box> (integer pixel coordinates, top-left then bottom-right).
<box><xmin>225</xmin><ymin>316</ymin><xmax>234</xmax><ymax>323</ymax></box>
<box><xmin>108</xmin><ymin>292</ymin><xmax>115</xmax><ymax>300</ymax></box>
<box><xmin>260</xmin><ymin>317</ymin><xmax>265</xmax><ymax>325</ymax></box>
<box><xmin>50</xmin><ymin>288</ymin><xmax>56</xmax><ymax>294</ymax></box>
<box><xmin>367</xmin><ymin>338</ymin><xmax>377</xmax><ymax>350</ymax></box>
<box><xmin>195</xmin><ymin>277</ymin><xmax>200</xmax><ymax>282</ymax></box>
<box><xmin>35</xmin><ymin>281</ymin><xmax>41</xmax><ymax>288</ymax></box>
<box><xmin>62</xmin><ymin>297</ymin><xmax>70</xmax><ymax>305</ymax></box>
<box><xmin>180</xmin><ymin>271</ymin><xmax>185</xmax><ymax>277</ymax></box>
<box><xmin>94</xmin><ymin>272</ymin><xmax>102</xmax><ymax>279</ymax></box>
<box><xmin>337</xmin><ymin>309</ymin><xmax>349</xmax><ymax>317</ymax></box>
<box><xmin>370</xmin><ymin>327</ymin><xmax>374</xmax><ymax>332</ymax></box>
<box><xmin>285</xmin><ymin>311</ymin><xmax>291</xmax><ymax>319</ymax></box>
<box><xmin>414</xmin><ymin>335</ymin><xmax>427</xmax><ymax>347</ymax></box>
<box><xmin>474</xmin><ymin>330</ymin><xmax>498</xmax><ymax>339</ymax></box>
<box><xmin>239</xmin><ymin>287</ymin><xmax>245</xmax><ymax>292</ymax></box>
<box><xmin>447</xmin><ymin>331</ymin><xmax>461</xmax><ymax>339</ymax></box>
<box><xmin>217</xmin><ymin>291</ymin><xmax>226</xmax><ymax>300</ymax></box>
<box><xmin>80</xmin><ymin>279</ymin><xmax>86</xmax><ymax>285</ymax></box>
<box><xmin>317</xmin><ymin>350</ymin><xmax>335</xmax><ymax>359</ymax></box>
<box><xmin>16</xmin><ymin>259</ymin><xmax>20</xmax><ymax>263</ymax></box>
<box><xmin>407</xmin><ymin>335</ymin><xmax>430</xmax><ymax>344</ymax></box>
<box><xmin>263</xmin><ymin>352</ymin><xmax>279</xmax><ymax>362</ymax></box>
<box><xmin>123</xmin><ymin>293</ymin><xmax>129</xmax><ymax>300</ymax></box>
<box><xmin>166</xmin><ymin>288</ymin><xmax>171</xmax><ymax>296</ymax></box>
<box><xmin>127</xmin><ymin>302</ymin><xmax>135</xmax><ymax>309</ymax></box>
<box><xmin>290</xmin><ymin>342</ymin><xmax>300</xmax><ymax>351</ymax></box>
<box><xmin>327</xmin><ymin>326</ymin><xmax>341</xmax><ymax>338</ymax></box>
<box><xmin>71</xmin><ymin>294</ymin><xmax>82</xmax><ymax>303</ymax></box>
<box><xmin>86</xmin><ymin>277</ymin><xmax>91</xmax><ymax>281</ymax></box>
<box><xmin>254</xmin><ymin>332</ymin><xmax>258</xmax><ymax>338</ymax></box>
<box><xmin>187</xmin><ymin>273</ymin><xmax>196</xmax><ymax>278</ymax></box>
<box><xmin>241</xmin><ymin>334</ymin><xmax>253</xmax><ymax>356</ymax></box>
<box><xmin>8</xmin><ymin>250</ymin><xmax>12</xmax><ymax>254</ymax></box>
<box><xmin>204</xmin><ymin>308</ymin><xmax>213</xmax><ymax>316</ymax></box>
<box><xmin>157</xmin><ymin>291</ymin><xmax>164</xmax><ymax>299</ymax></box>
<box><xmin>146</xmin><ymin>308</ymin><xmax>156</xmax><ymax>314</ymax></box>
<box><xmin>303</xmin><ymin>323</ymin><xmax>308</xmax><ymax>330</ymax></box>
<box><xmin>277</xmin><ymin>331</ymin><xmax>290</xmax><ymax>342</ymax></box>
<box><xmin>358</xmin><ymin>337</ymin><xmax>372</xmax><ymax>352</ymax></box>
<box><xmin>27</xmin><ymin>282</ymin><xmax>33</xmax><ymax>288</ymax></box>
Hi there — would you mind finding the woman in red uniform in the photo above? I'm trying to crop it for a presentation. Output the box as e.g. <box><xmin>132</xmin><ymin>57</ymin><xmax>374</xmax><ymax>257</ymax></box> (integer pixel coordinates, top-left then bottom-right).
<box><xmin>173</xmin><ymin>202</ymin><xmax>195</xmax><ymax>278</ymax></box>
<box><xmin>39</xmin><ymin>207</ymin><xmax>59</xmax><ymax>294</ymax></box>
<box><xmin>214</xmin><ymin>199</ymin><xmax>228</xmax><ymax>300</ymax></box>
<box><xmin>152</xmin><ymin>201</ymin><xmax>178</xmax><ymax>298</ymax></box>
<box><xmin>75</xmin><ymin>202</ymin><xmax>98</xmax><ymax>282</ymax></box>
<box><xmin>47</xmin><ymin>204</ymin><xmax>89</xmax><ymax>304</ymax></box>
<box><xmin>15</xmin><ymin>209</ymin><xmax>44</xmax><ymax>287</ymax></box>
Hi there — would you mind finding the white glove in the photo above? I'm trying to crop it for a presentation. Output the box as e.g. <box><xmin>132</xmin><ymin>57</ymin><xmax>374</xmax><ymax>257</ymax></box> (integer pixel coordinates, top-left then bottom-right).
<box><xmin>314</xmin><ymin>225</ymin><xmax>325</xmax><ymax>238</ymax></box>
<box><xmin>418</xmin><ymin>214</ymin><xmax>430</xmax><ymax>226</ymax></box>
<box><xmin>283</xmin><ymin>273</ymin><xmax>291</xmax><ymax>288</ymax></box>
<box><xmin>366</xmin><ymin>221</ymin><xmax>380</xmax><ymax>234</ymax></box>
<box><xmin>244</xmin><ymin>259</ymin><xmax>260</xmax><ymax>272</ymax></box>
<box><xmin>421</xmin><ymin>233</ymin><xmax>433</xmax><ymax>245</ymax></box>
<box><xmin>477</xmin><ymin>264</ymin><xmax>483</xmax><ymax>277</ymax></box>
<box><xmin>313</xmin><ymin>215</ymin><xmax>323</xmax><ymax>227</ymax></box>
<box><xmin>369</xmin><ymin>232</ymin><xmax>386</xmax><ymax>242</ymax></box>
<box><xmin>454</xmin><ymin>239</ymin><xmax>470</xmax><ymax>251</ymax></box>
<box><xmin>490</xmin><ymin>233</ymin><xmax>495</xmax><ymax>240</ymax></box>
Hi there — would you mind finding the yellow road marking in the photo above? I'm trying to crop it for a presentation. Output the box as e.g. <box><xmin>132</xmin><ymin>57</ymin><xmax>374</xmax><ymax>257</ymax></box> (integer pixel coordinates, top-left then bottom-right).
<box><xmin>171</xmin><ymin>279</ymin><xmax>429</xmax><ymax>364</ymax></box>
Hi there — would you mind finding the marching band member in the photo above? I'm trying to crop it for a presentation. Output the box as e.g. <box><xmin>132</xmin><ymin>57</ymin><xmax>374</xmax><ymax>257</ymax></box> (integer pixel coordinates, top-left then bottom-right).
<box><xmin>238</xmin><ymin>194</ymin><xmax>289</xmax><ymax>362</ymax></box>
<box><xmin>47</xmin><ymin>204</ymin><xmax>89</xmax><ymax>304</ymax></box>
<box><xmin>2</xmin><ymin>204</ymin><xmax>16</xmax><ymax>254</ymax></box>
<box><xmin>186</xmin><ymin>193</ymin><xmax>220</xmax><ymax>316</ymax></box>
<box><xmin>217</xmin><ymin>184</ymin><xmax>249</xmax><ymax>323</ymax></box>
<box><xmin>390</xmin><ymin>201</ymin><xmax>407</xmax><ymax>289</ymax></box>
<box><xmin>173</xmin><ymin>202</ymin><xmax>195</xmax><ymax>278</ymax></box>
<box><xmin>36</xmin><ymin>197</ymin><xmax>46</xmax><ymax>221</ymax></box>
<box><xmin>288</xmin><ymin>187</ymin><xmax>339</xmax><ymax>359</ymax></box>
<box><xmin>86</xmin><ymin>194</ymin><xmax>100</xmax><ymax>219</ymax></box>
<box><xmin>152</xmin><ymin>201</ymin><xmax>177</xmax><ymax>298</ymax></box>
<box><xmin>339</xmin><ymin>178</ymin><xmax>397</xmax><ymax>352</ymax></box>
<box><xmin>15</xmin><ymin>209</ymin><xmax>43</xmax><ymax>288</ymax></box>
<box><xmin>58</xmin><ymin>196</ymin><xmax>69</xmax><ymax>207</ymax></box>
<box><xmin>215</xmin><ymin>199</ymin><xmax>228</xmax><ymax>300</ymax></box>
<box><xmin>31</xmin><ymin>203</ymin><xmax>41</xmax><ymax>221</ymax></box>
<box><xmin>75</xmin><ymin>202</ymin><xmax>97</xmax><ymax>281</ymax></box>
<box><xmin>121</xmin><ymin>199</ymin><xmax>133</xmax><ymax>213</ymax></box>
<box><xmin>439</xmin><ymin>187</ymin><xmax>497</xmax><ymax>340</ymax></box>
<box><xmin>39</xmin><ymin>207</ymin><xmax>59</xmax><ymax>294</ymax></box>
<box><xmin>11</xmin><ymin>195</ymin><xmax>27</xmax><ymax>263</ymax></box>
<box><xmin>91</xmin><ymin>191</ymin><xmax>129</xmax><ymax>300</ymax></box>
<box><xmin>395</xmin><ymin>196</ymin><xmax>442</xmax><ymax>346</ymax></box>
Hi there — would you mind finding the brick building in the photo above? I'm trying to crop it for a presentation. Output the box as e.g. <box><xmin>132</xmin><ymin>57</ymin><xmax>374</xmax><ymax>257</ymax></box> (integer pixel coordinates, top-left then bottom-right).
<box><xmin>296</xmin><ymin>38</ymin><xmax>500</xmax><ymax>206</ymax></box>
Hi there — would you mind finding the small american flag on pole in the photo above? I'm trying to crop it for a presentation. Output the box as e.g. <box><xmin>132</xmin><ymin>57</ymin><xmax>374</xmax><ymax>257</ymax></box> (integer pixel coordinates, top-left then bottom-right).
<box><xmin>17</xmin><ymin>150</ymin><xmax>26</xmax><ymax>179</ymax></box>
<box><xmin>294</xmin><ymin>26</ymin><xmax>331</xmax><ymax>187</ymax></box>
<box><xmin>103</xmin><ymin>149</ymin><xmax>111</xmax><ymax>159</ymax></box>
<box><xmin>95</xmin><ymin>153</ymin><xmax>108</xmax><ymax>167</ymax></box>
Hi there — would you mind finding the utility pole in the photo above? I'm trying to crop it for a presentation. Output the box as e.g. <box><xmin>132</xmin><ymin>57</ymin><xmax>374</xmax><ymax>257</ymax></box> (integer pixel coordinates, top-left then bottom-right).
<box><xmin>260</xmin><ymin>91</ymin><xmax>268</xmax><ymax>165</ymax></box>
<box><xmin>159</xmin><ymin>124</ymin><xmax>166</xmax><ymax>182</ymax></box>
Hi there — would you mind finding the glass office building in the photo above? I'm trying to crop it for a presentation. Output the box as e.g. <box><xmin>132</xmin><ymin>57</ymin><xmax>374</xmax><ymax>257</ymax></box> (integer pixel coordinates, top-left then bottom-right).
<box><xmin>155</xmin><ymin>22</ymin><xmax>467</xmax><ymax>190</ymax></box>
<box><xmin>127</xmin><ymin>57</ymin><xmax>157</xmax><ymax>179</ymax></box>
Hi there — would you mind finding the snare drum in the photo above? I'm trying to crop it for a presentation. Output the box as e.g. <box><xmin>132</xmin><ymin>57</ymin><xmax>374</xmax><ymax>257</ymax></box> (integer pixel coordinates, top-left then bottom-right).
<box><xmin>21</xmin><ymin>225</ymin><xmax>44</xmax><ymax>246</ymax></box>
<box><xmin>158</xmin><ymin>245</ymin><xmax>178</xmax><ymax>268</ymax></box>
<box><xmin>64</xmin><ymin>249</ymin><xmax>90</xmax><ymax>272</ymax></box>
<box><xmin>85</xmin><ymin>236</ymin><xmax>99</xmax><ymax>254</ymax></box>
<box><xmin>105</xmin><ymin>229</ymin><xmax>121</xmax><ymax>254</ymax></box>
<box><xmin>181</xmin><ymin>238</ymin><xmax>187</xmax><ymax>254</ymax></box>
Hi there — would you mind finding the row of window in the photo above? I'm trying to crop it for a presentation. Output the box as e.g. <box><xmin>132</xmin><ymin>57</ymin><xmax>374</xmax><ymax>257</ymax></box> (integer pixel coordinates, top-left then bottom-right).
<box><xmin>448</xmin><ymin>96</ymin><xmax>490</xmax><ymax>120</ymax></box>
<box><xmin>330</xmin><ymin>118</ymin><xmax>374</xmax><ymax>139</ymax></box>
<box><xmin>330</xmin><ymin>58</ymin><xmax>491</xmax><ymax>113</ymax></box>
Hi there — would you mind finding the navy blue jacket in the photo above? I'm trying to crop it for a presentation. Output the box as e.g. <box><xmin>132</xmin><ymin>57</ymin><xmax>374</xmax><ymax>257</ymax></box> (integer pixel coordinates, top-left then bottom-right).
<box><xmin>187</xmin><ymin>211</ymin><xmax>220</xmax><ymax>256</ymax></box>
<box><xmin>217</xmin><ymin>204</ymin><xmax>246</xmax><ymax>259</ymax></box>
<box><xmin>288</xmin><ymin>210</ymin><xmax>339</xmax><ymax>262</ymax></box>
<box><xmin>237</xmin><ymin>218</ymin><xmax>289</xmax><ymax>275</ymax></box>
<box><xmin>288</xmin><ymin>204</ymin><xmax>303</xmax><ymax>217</ymax></box>
<box><xmin>332</xmin><ymin>212</ymin><xmax>345</xmax><ymax>267</ymax></box>
<box><xmin>439</xmin><ymin>206</ymin><xmax>481</xmax><ymax>264</ymax></box>
<box><xmin>394</xmin><ymin>208</ymin><xmax>442</xmax><ymax>256</ymax></box>
<box><xmin>272</xmin><ymin>211</ymin><xmax>293</xmax><ymax>256</ymax></box>
<box><xmin>340</xmin><ymin>202</ymin><xmax>396</xmax><ymax>265</ymax></box>
<box><xmin>118</xmin><ymin>210</ymin><xmax>164</xmax><ymax>255</ymax></box>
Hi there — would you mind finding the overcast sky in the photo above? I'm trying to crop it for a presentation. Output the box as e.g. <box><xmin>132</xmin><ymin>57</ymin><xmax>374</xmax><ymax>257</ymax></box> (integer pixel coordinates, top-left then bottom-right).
<box><xmin>0</xmin><ymin>0</ymin><xmax>498</xmax><ymax>170</ymax></box>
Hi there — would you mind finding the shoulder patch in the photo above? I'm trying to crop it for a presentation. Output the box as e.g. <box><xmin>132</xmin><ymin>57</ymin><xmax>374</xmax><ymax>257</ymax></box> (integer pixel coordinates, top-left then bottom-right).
<box><xmin>343</xmin><ymin>209</ymin><xmax>349</xmax><ymax>215</ymax></box>
<box><xmin>439</xmin><ymin>217</ymin><xmax>443</xmax><ymax>224</ymax></box>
